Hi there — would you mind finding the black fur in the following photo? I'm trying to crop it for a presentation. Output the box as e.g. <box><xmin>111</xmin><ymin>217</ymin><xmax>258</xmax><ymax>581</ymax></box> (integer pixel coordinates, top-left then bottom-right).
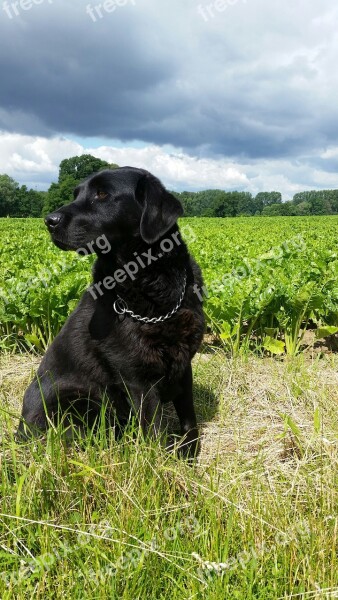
<box><xmin>18</xmin><ymin>167</ymin><xmax>205</xmax><ymax>457</ymax></box>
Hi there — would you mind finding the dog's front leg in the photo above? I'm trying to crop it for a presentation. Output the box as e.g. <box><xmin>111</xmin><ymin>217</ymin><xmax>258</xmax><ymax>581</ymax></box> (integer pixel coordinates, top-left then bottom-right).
<box><xmin>172</xmin><ymin>364</ymin><xmax>200</xmax><ymax>459</ymax></box>
<box><xmin>127</xmin><ymin>383</ymin><xmax>164</xmax><ymax>440</ymax></box>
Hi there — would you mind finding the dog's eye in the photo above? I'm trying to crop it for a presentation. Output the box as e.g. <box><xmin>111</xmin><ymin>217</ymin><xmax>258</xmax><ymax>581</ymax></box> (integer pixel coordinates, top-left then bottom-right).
<box><xmin>96</xmin><ymin>191</ymin><xmax>108</xmax><ymax>200</ymax></box>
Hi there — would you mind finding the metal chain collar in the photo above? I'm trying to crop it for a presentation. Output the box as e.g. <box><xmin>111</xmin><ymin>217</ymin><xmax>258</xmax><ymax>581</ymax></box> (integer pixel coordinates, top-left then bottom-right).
<box><xmin>113</xmin><ymin>273</ymin><xmax>187</xmax><ymax>324</ymax></box>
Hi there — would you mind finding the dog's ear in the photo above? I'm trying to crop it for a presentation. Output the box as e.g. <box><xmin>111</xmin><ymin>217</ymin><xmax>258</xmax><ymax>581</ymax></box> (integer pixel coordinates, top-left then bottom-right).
<box><xmin>136</xmin><ymin>173</ymin><xmax>183</xmax><ymax>244</ymax></box>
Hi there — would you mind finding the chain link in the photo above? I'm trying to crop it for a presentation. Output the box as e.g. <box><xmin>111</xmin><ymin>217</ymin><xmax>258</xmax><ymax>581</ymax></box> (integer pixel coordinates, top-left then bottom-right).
<box><xmin>113</xmin><ymin>273</ymin><xmax>187</xmax><ymax>324</ymax></box>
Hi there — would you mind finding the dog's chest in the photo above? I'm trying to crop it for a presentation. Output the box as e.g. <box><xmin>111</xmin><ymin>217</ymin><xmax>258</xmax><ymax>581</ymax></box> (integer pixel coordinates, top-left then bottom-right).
<box><xmin>103</xmin><ymin>309</ymin><xmax>200</xmax><ymax>380</ymax></box>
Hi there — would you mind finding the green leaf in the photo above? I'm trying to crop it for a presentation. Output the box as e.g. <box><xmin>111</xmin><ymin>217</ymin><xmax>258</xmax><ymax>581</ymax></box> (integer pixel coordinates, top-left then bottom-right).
<box><xmin>263</xmin><ymin>336</ymin><xmax>285</xmax><ymax>355</ymax></box>
<box><xmin>25</xmin><ymin>333</ymin><xmax>44</xmax><ymax>351</ymax></box>
<box><xmin>315</xmin><ymin>326</ymin><xmax>338</xmax><ymax>339</ymax></box>
<box><xmin>283</xmin><ymin>414</ymin><xmax>302</xmax><ymax>438</ymax></box>
<box><xmin>220</xmin><ymin>321</ymin><xmax>232</xmax><ymax>340</ymax></box>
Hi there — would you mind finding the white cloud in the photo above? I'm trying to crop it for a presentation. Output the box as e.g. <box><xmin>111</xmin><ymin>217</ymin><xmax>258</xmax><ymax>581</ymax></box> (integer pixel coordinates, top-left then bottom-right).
<box><xmin>89</xmin><ymin>144</ymin><xmax>249</xmax><ymax>190</ymax></box>
<box><xmin>0</xmin><ymin>132</ymin><xmax>337</xmax><ymax>199</ymax></box>
<box><xmin>0</xmin><ymin>133</ymin><xmax>82</xmax><ymax>186</ymax></box>
<box><xmin>321</xmin><ymin>147</ymin><xmax>338</xmax><ymax>160</ymax></box>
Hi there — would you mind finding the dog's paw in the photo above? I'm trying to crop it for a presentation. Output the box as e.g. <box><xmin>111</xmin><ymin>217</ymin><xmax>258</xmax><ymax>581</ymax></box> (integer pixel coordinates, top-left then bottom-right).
<box><xmin>166</xmin><ymin>431</ymin><xmax>200</xmax><ymax>461</ymax></box>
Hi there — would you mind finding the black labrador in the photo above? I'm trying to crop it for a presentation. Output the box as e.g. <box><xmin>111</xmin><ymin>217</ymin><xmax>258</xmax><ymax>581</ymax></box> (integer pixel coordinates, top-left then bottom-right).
<box><xmin>18</xmin><ymin>167</ymin><xmax>205</xmax><ymax>457</ymax></box>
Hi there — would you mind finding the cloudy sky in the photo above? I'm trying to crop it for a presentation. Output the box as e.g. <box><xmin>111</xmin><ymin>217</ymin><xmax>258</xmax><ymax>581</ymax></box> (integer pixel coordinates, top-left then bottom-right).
<box><xmin>0</xmin><ymin>0</ymin><xmax>338</xmax><ymax>198</ymax></box>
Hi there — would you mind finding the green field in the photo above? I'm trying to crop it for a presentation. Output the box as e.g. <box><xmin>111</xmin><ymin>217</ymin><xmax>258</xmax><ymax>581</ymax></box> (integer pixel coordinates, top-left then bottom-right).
<box><xmin>1</xmin><ymin>216</ymin><xmax>338</xmax><ymax>353</ymax></box>
<box><xmin>0</xmin><ymin>216</ymin><xmax>338</xmax><ymax>599</ymax></box>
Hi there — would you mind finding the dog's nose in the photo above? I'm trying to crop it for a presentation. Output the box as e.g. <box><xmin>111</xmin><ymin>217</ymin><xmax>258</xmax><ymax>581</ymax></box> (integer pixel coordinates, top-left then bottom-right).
<box><xmin>45</xmin><ymin>213</ymin><xmax>63</xmax><ymax>231</ymax></box>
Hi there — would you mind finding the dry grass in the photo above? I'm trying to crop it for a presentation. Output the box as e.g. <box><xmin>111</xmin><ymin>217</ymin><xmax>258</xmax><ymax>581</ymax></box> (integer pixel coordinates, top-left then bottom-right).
<box><xmin>1</xmin><ymin>350</ymin><xmax>338</xmax><ymax>599</ymax></box>
<box><xmin>195</xmin><ymin>352</ymin><xmax>338</xmax><ymax>466</ymax></box>
<box><xmin>2</xmin><ymin>350</ymin><xmax>337</xmax><ymax>471</ymax></box>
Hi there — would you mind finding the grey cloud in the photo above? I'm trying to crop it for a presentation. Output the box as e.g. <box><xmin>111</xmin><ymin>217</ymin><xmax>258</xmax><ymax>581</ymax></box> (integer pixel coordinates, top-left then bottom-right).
<box><xmin>0</xmin><ymin>0</ymin><xmax>338</xmax><ymax>173</ymax></box>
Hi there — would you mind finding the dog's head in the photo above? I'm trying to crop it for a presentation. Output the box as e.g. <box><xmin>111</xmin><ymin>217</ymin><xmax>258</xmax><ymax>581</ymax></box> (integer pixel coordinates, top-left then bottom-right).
<box><xmin>45</xmin><ymin>167</ymin><xmax>183</xmax><ymax>253</ymax></box>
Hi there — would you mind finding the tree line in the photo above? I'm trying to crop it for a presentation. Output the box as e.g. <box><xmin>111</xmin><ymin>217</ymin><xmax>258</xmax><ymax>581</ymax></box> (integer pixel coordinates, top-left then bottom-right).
<box><xmin>0</xmin><ymin>154</ymin><xmax>337</xmax><ymax>218</ymax></box>
<box><xmin>174</xmin><ymin>189</ymin><xmax>338</xmax><ymax>217</ymax></box>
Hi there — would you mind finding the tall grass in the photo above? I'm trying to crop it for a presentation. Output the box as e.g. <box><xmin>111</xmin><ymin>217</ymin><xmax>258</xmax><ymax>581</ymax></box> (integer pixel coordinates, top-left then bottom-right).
<box><xmin>0</xmin><ymin>352</ymin><xmax>337</xmax><ymax>599</ymax></box>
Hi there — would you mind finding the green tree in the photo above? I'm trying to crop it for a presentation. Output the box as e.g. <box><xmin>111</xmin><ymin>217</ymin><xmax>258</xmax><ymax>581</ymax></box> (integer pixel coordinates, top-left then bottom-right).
<box><xmin>209</xmin><ymin>191</ymin><xmax>233</xmax><ymax>217</ymax></box>
<box><xmin>236</xmin><ymin>192</ymin><xmax>254</xmax><ymax>216</ymax></box>
<box><xmin>262</xmin><ymin>203</ymin><xmax>283</xmax><ymax>216</ymax></box>
<box><xmin>280</xmin><ymin>201</ymin><xmax>296</xmax><ymax>216</ymax></box>
<box><xmin>311</xmin><ymin>194</ymin><xmax>332</xmax><ymax>215</ymax></box>
<box><xmin>255</xmin><ymin>191</ymin><xmax>282</xmax><ymax>208</ymax></box>
<box><xmin>43</xmin><ymin>182</ymin><xmax>63</xmax><ymax>215</ymax></box>
<box><xmin>0</xmin><ymin>174</ymin><xmax>19</xmax><ymax>216</ymax></box>
<box><xmin>174</xmin><ymin>191</ymin><xmax>197</xmax><ymax>216</ymax></box>
<box><xmin>16</xmin><ymin>186</ymin><xmax>45</xmax><ymax>217</ymax></box>
<box><xmin>43</xmin><ymin>155</ymin><xmax>120</xmax><ymax>215</ymax></box>
<box><xmin>292</xmin><ymin>190</ymin><xmax>335</xmax><ymax>214</ymax></box>
<box><xmin>293</xmin><ymin>201</ymin><xmax>311</xmax><ymax>216</ymax></box>
<box><xmin>58</xmin><ymin>154</ymin><xmax>111</xmax><ymax>183</ymax></box>
<box><xmin>327</xmin><ymin>190</ymin><xmax>338</xmax><ymax>213</ymax></box>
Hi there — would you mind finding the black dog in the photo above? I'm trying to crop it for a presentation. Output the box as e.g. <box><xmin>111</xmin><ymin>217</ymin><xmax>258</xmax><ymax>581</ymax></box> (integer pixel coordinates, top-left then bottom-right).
<box><xmin>18</xmin><ymin>167</ymin><xmax>205</xmax><ymax>457</ymax></box>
